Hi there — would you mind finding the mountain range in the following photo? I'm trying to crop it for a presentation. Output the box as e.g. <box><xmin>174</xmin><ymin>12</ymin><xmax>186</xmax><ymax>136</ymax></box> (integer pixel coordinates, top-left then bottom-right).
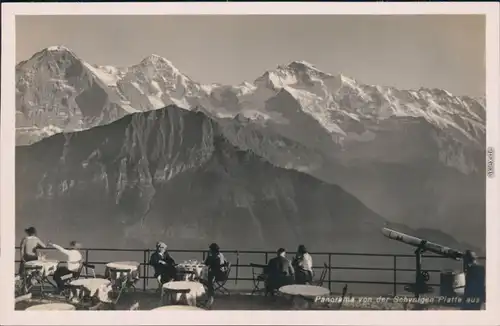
<box><xmin>15</xmin><ymin>46</ymin><xmax>486</xmax><ymax>252</ymax></box>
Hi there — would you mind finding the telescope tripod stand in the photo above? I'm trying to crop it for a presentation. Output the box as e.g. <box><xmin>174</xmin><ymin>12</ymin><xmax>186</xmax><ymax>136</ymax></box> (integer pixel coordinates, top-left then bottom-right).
<box><xmin>404</xmin><ymin>241</ymin><xmax>431</xmax><ymax>299</ymax></box>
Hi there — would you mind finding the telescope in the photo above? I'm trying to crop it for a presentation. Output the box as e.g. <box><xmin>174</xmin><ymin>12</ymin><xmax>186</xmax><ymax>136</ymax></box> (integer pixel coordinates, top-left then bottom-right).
<box><xmin>381</xmin><ymin>227</ymin><xmax>464</xmax><ymax>298</ymax></box>
<box><xmin>381</xmin><ymin>228</ymin><xmax>463</xmax><ymax>260</ymax></box>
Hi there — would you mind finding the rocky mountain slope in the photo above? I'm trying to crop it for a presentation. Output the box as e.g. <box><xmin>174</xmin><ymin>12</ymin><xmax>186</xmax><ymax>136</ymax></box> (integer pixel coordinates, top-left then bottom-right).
<box><xmin>16</xmin><ymin>105</ymin><xmax>394</xmax><ymax>252</ymax></box>
<box><xmin>15</xmin><ymin>105</ymin><xmax>481</xmax><ymax>254</ymax></box>
<box><xmin>15</xmin><ymin>47</ymin><xmax>486</xmax><ymax>250</ymax></box>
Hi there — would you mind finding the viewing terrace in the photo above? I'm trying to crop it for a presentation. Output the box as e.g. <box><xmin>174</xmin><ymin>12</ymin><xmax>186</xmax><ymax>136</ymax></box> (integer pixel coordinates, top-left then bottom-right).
<box><xmin>14</xmin><ymin>247</ymin><xmax>484</xmax><ymax>310</ymax></box>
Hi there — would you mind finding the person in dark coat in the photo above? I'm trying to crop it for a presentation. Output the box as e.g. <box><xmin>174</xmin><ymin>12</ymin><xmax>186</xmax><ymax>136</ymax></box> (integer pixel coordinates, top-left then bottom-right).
<box><xmin>461</xmin><ymin>250</ymin><xmax>485</xmax><ymax>310</ymax></box>
<box><xmin>265</xmin><ymin>248</ymin><xmax>295</xmax><ymax>295</ymax></box>
<box><xmin>204</xmin><ymin>243</ymin><xmax>228</xmax><ymax>299</ymax></box>
<box><xmin>149</xmin><ymin>242</ymin><xmax>176</xmax><ymax>285</ymax></box>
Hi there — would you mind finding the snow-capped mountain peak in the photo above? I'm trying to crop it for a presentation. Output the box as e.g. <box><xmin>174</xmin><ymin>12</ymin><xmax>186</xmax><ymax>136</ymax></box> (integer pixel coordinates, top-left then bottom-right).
<box><xmin>254</xmin><ymin>60</ymin><xmax>343</xmax><ymax>93</ymax></box>
<box><xmin>36</xmin><ymin>45</ymin><xmax>76</xmax><ymax>59</ymax></box>
<box><xmin>16</xmin><ymin>48</ymin><xmax>486</xmax><ymax>171</ymax></box>
<box><xmin>46</xmin><ymin>45</ymin><xmax>72</xmax><ymax>53</ymax></box>
<box><xmin>285</xmin><ymin>60</ymin><xmax>327</xmax><ymax>74</ymax></box>
<box><xmin>135</xmin><ymin>53</ymin><xmax>186</xmax><ymax>80</ymax></box>
<box><xmin>17</xmin><ymin>45</ymin><xmax>80</xmax><ymax>69</ymax></box>
<box><xmin>140</xmin><ymin>54</ymin><xmax>176</xmax><ymax>68</ymax></box>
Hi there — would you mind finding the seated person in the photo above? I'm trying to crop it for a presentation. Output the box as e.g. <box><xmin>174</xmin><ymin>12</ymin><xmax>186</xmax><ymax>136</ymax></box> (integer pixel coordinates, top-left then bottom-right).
<box><xmin>149</xmin><ymin>242</ymin><xmax>176</xmax><ymax>285</ymax></box>
<box><xmin>19</xmin><ymin>227</ymin><xmax>47</xmax><ymax>276</ymax></box>
<box><xmin>265</xmin><ymin>248</ymin><xmax>295</xmax><ymax>295</ymax></box>
<box><xmin>292</xmin><ymin>245</ymin><xmax>313</xmax><ymax>284</ymax></box>
<box><xmin>203</xmin><ymin>243</ymin><xmax>229</xmax><ymax>300</ymax></box>
<box><xmin>48</xmin><ymin>241</ymin><xmax>83</xmax><ymax>293</ymax></box>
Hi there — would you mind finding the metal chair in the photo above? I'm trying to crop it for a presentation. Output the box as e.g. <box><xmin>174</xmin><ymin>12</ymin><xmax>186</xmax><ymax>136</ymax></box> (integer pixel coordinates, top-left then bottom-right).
<box><xmin>15</xmin><ymin>274</ymin><xmax>25</xmax><ymax>296</ymax></box>
<box><xmin>22</xmin><ymin>265</ymin><xmax>47</xmax><ymax>295</ymax></box>
<box><xmin>59</xmin><ymin>262</ymin><xmax>97</xmax><ymax>297</ymax></box>
<box><xmin>250</xmin><ymin>263</ymin><xmax>268</xmax><ymax>295</ymax></box>
<box><xmin>214</xmin><ymin>262</ymin><xmax>231</xmax><ymax>296</ymax></box>
<box><xmin>61</xmin><ymin>262</ymin><xmax>96</xmax><ymax>283</ymax></box>
<box><xmin>313</xmin><ymin>263</ymin><xmax>328</xmax><ymax>287</ymax></box>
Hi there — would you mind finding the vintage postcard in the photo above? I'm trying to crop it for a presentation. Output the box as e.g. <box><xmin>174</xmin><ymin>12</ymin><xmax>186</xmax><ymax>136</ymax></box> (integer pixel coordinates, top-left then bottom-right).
<box><xmin>1</xmin><ymin>2</ymin><xmax>499</xmax><ymax>325</ymax></box>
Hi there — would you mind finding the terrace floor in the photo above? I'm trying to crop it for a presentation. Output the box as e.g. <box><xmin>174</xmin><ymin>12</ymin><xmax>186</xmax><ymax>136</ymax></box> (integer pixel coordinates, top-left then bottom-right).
<box><xmin>15</xmin><ymin>289</ymin><xmax>464</xmax><ymax>311</ymax></box>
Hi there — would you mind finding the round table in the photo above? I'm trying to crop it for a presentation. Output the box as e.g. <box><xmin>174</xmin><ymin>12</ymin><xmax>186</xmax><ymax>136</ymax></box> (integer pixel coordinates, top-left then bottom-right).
<box><xmin>162</xmin><ymin>281</ymin><xmax>206</xmax><ymax>306</ymax></box>
<box><xmin>279</xmin><ymin>284</ymin><xmax>330</xmax><ymax>310</ymax></box>
<box><xmin>176</xmin><ymin>262</ymin><xmax>206</xmax><ymax>281</ymax></box>
<box><xmin>152</xmin><ymin>305</ymin><xmax>205</xmax><ymax>310</ymax></box>
<box><xmin>25</xmin><ymin>303</ymin><xmax>75</xmax><ymax>311</ymax></box>
<box><xmin>24</xmin><ymin>260</ymin><xmax>59</xmax><ymax>276</ymax></box>
<box><xmin>105</xmin><ymin>261</ymin><xmax>140</xmax><ymax>284</ymax></box>
<box><xmin>69</xmin><ymin>278</ymin><xmax>113</xmax><ymax>303</ymax></box>
<box><xmin>106</xmin><ymin>261</ymin><xmax>140</xmax><ymax>271</ymax></box>
<box><xmin>279</xmin><ymin>284</ymin><xmax>330</xmax><ymax>297</ymax></box>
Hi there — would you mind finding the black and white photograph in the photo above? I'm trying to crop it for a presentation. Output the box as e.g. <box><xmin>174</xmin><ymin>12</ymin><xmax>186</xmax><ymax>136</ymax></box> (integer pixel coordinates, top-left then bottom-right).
<box><xmin>1</xmin><ymin>2</ymin><xmax>499</xmax><ymax>325</ymax></box>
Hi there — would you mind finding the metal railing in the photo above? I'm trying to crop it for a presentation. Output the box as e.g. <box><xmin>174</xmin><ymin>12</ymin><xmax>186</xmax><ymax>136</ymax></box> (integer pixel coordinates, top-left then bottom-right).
<box><xmin>14</xmin><ymin>247</ymin><xmax>485</xmax><ymax>296</ymax></box>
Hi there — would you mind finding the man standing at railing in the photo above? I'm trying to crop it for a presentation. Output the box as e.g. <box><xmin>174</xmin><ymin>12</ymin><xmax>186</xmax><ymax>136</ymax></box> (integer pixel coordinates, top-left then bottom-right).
<box><xmin>461</xmin><ymin>250</ymin><xmax>485</xmax><ymax>310</ymax></box>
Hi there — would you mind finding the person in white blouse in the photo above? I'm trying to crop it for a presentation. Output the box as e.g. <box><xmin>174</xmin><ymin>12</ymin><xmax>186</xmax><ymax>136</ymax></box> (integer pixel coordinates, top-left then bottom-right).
<box><xmin>48</xmin><ymin>240</ymin><xmax>83</xmax><ymax>293</ymax></box>
<box><xmin>292</xmin><ymin>244</ymin><xmax>314</xmax><ymax>284</ymax></box>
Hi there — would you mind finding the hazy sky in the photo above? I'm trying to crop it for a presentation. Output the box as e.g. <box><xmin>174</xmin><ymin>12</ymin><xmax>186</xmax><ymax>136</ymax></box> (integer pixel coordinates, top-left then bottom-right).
<box><xmin>16</xmin><ymin>15</ymin><xmax>485</xmax><ymax>97</ymax></box>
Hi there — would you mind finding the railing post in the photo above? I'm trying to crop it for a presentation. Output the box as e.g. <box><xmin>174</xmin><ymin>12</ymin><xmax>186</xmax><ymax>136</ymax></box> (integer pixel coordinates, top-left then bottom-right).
<box><xmin>146</xmin><ymin>249</ymin><xmax>150</xmax><ymax>289</ymax></box>
<box><xmin>235</xmin><ymin>251</ymin><xmax>239</xmax><ymax>285</ymax></box>
<box><xmin>85</xmin><ymin>249</ymin><xmax>89</xmax><ymax>276</ymax></box>
<box><xmin>265</xmin><ymin>252</ymin><xmax>268</xmax><ymax>264</ymax></box>
<box><xmin>393</xmin><ymin>255</ymin><xmax>397</xmax><ymax>297</ymax></box>
<box><xmin>328</xmin><ymin>254</ymin><xmax>332</xmax><ymax>291</ymax></box>
<box><xmin>143</xmin><ymin>250</ymin><xmax>147</xmax><ymax>291</ymax></box>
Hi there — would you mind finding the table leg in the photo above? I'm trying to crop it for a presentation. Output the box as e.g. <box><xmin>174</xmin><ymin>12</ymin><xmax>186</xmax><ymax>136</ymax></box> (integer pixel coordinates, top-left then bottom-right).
<box><xmin>162</xmin><ymin>290</ymin><xmax>176</xmax><ymax>305</ymax></box>
<box><xmin>291</xmin><ymin>296</ymin><xmax>300</xmax><ymax>310</ymax></box>
<box><xmin>44</xmin><ymin>276</ymin><xmax>57</xmax><ymax>288</ymax></box>
<box><xmin>71</xmin><ymin>288</ymin><xmax>82</xmax><ymax>302</ymax></box>
<box><xmin>290</xmin><ymin>296</ymin><xmax>310</xmax><ymax>310</ymax></box>
<box><xmin>187</xmin><ymin>295</ymin><xmax>196</xmax><ymax>307</ymax></box>
<box><xmin>22</xmin><ymin>274</ymin><xmax>29</xmax><ymax>294</ymax></box>
<box><xmin>42</xmin><ymin>276</ymin><xmax>58</xmax><ymax>297</ymax></box>
<box><xmin>111</xmin><ymin>284</ymin><xmax>125</xmax><ymax>305</ymax></box>
<box><xmin>177</xmin><ymin>293</ymin><xmax>185</xmax><ymax>305</ymax></box>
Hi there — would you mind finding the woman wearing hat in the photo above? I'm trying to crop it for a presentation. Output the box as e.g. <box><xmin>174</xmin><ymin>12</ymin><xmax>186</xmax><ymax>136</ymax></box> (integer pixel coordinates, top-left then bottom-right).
<box><xmin>19</xmin><ymin>227</ymin><xmax>47</xmax><ymax>275</ymax></box>
<box><xmin>149</xmin><ymin>242</ymin><xmax>177</xmax><ymax>285</ymax></box>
